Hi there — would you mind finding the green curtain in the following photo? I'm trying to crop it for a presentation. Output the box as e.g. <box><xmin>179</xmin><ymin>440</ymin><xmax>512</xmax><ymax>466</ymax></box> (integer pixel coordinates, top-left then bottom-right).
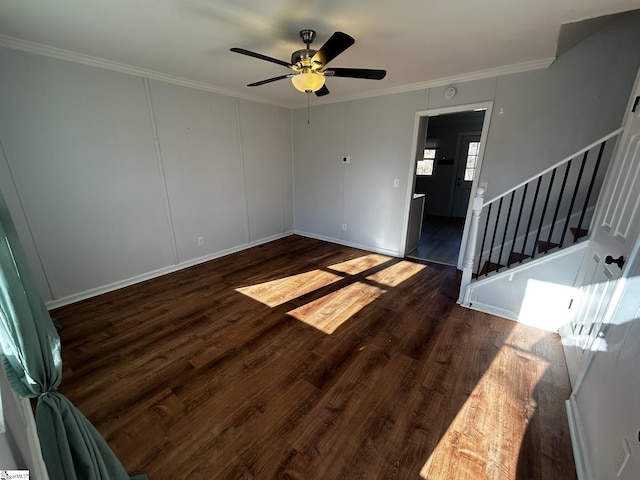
<box><xmin>0</xmin><ymin>190</ymin><xmax>146</xmax><ymax>480</ymax></box>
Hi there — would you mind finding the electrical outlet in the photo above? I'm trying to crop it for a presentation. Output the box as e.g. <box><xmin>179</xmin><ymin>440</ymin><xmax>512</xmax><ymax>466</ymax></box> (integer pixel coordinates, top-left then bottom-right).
<box><xmin>341</xmin><ymin>223</ymin><xmax>348</xmax><ymax>231</ymax></box>
<box><xmin>342</xmin><ymin>155</ymin><xmax>350</xmax><ymax>164</ymax></box>
<box><xmin>197</xmin><ymin>236</ymin><xmax>205</xmax><ymax>246</ymax></box>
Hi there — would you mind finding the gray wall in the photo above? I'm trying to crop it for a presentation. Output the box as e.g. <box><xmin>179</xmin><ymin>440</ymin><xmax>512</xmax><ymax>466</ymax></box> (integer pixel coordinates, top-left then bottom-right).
<box><xmin>483</xmin><ymin>11</ymin><xmax>640</xmax><ymax>199</ymax></box>
<box><xmin>293</xmin><ymin>92</ymin><xmax>426</xmax><ymax>254</ymax></box>
<box><xmin>293</xmin><ymin>12</ymin><xmax>640</xmax><ymax>254</ymax></box>
<box><xmin>0</xmin><ymin>47</ymin><xmax>293</xmax><ymax>306</ymax></box>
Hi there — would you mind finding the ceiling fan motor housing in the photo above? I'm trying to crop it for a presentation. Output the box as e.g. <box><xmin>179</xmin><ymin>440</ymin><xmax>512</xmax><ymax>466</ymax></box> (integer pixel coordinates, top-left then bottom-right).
<box><xmin>291</xmin><ymin>49</ymin><xmax>318</xmax><ymax>68</ymax></box>
<box><xmin>293</xmin><ymin>29</ymin><xmax>320</xmax><ymax>69</ymax></box>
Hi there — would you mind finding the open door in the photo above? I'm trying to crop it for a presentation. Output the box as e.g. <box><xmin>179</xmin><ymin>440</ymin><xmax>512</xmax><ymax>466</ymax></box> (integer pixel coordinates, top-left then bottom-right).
<box><xmin>403</xmin><ymin>105</ymin><xmax>491</xmax><ymax>265</ymax></box>
<box><xmin>561</xmin><ymin>68</ymin><xmax>640</xmax><ymax>389</ymax></box>
<box><xmin>563</xmin><ymin>69</ymin><xmax>640</xmax><ymax>480</ymax></box>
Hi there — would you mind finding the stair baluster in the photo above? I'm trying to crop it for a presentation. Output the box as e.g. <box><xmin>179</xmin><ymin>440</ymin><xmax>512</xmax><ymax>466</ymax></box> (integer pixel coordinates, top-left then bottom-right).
<box><xmin>509</xmin><ymin>184</ymin><xmax>528</xmax><ymax>266</ymax></box>
<box><xmin>575</xmin><ymin>141</ymin><xmax>607</xmax><ymax>242</ymax></box>
<box><xmin>461</xmin><ymin>128</ymin><xmax>623</xmax><ymax>289</ymax></box>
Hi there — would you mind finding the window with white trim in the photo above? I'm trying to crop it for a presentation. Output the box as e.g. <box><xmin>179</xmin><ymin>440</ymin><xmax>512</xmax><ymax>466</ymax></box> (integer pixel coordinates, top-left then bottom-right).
<box><xmin>417</xmin><ymin>148</ymin><xmax>437</xmax><ymax>176</ymax></box>
<box><xmin>464</xmin><ymin>142</ymin><xmax>480</xmax><ymax>181</ymax></box>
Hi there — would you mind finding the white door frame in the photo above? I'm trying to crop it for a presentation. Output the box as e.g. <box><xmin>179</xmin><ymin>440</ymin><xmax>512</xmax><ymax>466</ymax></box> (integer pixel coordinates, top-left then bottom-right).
<box><xmin>400</xmin><ymin>101</ymin><xmax>493</xmax><ymax>264</ymax></box>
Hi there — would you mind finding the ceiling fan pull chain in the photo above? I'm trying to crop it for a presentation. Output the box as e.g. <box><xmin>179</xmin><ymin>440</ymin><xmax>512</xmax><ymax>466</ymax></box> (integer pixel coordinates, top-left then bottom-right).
<box><xmin>307</xmin><ymin>92</ymin><xmax>311</xmax><ymax>127</ymax></box>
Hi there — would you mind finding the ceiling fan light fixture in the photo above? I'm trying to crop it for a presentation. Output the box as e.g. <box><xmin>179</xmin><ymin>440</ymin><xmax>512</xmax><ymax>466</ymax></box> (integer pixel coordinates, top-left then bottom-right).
<box><xmin>291</xmin><ymin>71</ymin><xmax>325</xmax><ymax>93</ymax></box>
<box><xmin>231</xmin><ymin>30</ymin><xmax>385</xmax><ymax>97</ymax></box>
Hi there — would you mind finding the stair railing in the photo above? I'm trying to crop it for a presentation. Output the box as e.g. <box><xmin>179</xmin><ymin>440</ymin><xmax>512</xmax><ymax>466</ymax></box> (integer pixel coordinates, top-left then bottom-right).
<box><xmin>458</xmin><ymin>128</ymin><xmax>623</xmax><ymax>302</ymax></box>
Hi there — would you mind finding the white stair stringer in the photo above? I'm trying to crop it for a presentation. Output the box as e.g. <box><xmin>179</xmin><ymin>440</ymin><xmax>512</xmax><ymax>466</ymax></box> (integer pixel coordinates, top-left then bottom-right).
<box><xmin>460</xmin><ymin>241</ymin><xmax>588</xmax><ymax>331</ymax></box>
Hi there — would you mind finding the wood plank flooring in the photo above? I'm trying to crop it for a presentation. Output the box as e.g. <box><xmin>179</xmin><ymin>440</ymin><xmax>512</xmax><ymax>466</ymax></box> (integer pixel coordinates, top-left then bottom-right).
<box><xmin>52</xmin><ymin>235</ymin><xmax>576</xmax><ymax>480</ymax></box>
<box><xmin>406</xmin><ymin>215</ymin><xmax>464</xmax><ymax>265</ymax></box>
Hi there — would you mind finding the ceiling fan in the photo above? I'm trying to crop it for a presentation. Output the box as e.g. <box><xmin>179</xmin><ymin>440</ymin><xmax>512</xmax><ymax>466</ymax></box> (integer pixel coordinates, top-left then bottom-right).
<box><xmin>230</xmin><ymin>29</ymin><xmax>387</xmax><ymax>96</ymax></box>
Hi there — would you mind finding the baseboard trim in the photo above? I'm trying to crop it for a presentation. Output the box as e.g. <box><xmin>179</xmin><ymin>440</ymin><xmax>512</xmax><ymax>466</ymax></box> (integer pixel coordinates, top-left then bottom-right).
<box><xmin>566</xmin><ymin>395</ymin><xmax>593</xmax><ymax>480</ymax></box>
<box><xmin>46</xmin><ymin>231</ymin><xmax>294</xmax><ymax>310</ymax></box>
<box><xmin>463</xmin><ymin>300</ymin><xmax>518</xmax><ymax>321</ymax></box>
<box><xmin>294</xmin><ymin>230</ymin><xmax>401</xmax><ymax>258</ymax></box>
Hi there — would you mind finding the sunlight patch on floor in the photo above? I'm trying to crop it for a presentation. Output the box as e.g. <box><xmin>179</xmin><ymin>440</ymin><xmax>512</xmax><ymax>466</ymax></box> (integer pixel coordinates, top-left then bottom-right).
<box><xmin>421</xmin><ymin>336</ymin><xmax>548</xmax><ymax>479</ymax></box>
<box><xmin>503</xmin><ymin>322</ymin><xmax>549</xmax><ymax>352</ymax></box>
<box><xmin>287</xmin><ymin>282</ymin><xmax>386</xmax><ymax>334</ymax></box>
<box><xmin>327</xmin><ymin>253</ymin><xmax>391</xmax><ymax>275</ymax></box>
<box><xmin>366</xmin><ymin>260</ymin><xmax>426</xmax><ymax>287</ymax></box>
<box><xmin>235</xmin><ymin>269</ymin><xmax>343</xmax><ymax>307</ymax></box>
<box><xmin>236</xmin><ymin>255</ymin><xmax>427</xmax><ymax>335</ymax></box>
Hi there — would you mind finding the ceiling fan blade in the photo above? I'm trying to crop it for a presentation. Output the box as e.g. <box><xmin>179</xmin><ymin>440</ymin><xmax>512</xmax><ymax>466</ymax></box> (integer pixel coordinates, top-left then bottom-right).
<box><xmin>315</xmin><ymin>84</ymin><xmax>330</xmax><ymax>97</ymax></box>
<box><xmin>247</xmin><ymin>74</ymin><xmax>293</xmax><ymax>87</ymax></box>
<box><xmin>230</xmin><ymin>47</ymin><xmax>294</xmax><ymax>69</ymax></box>
<box><xmin>311</xmin><ymin>32</ymin><xmax>355</xmax><ymax>67</ymax></box>
<box><xmin>324</xmin><ymin>68</ymin><xmax>387</xmax><ymax>80</ymax></box>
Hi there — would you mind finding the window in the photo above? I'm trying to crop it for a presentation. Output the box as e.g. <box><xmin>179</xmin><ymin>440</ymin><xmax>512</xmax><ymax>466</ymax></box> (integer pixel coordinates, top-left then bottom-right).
<box><xmin>417</xmin><ymin>148</ymin><xmax>437</xmax><ymax>176</ymax></box>
<box><xmin>464</xmin><ymin>142</ymin><xmax>480</xmax><ymax>181</ymax></box>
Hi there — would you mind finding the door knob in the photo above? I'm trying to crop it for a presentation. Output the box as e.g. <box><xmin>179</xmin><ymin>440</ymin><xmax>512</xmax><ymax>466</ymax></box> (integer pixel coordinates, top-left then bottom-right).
<box><xmin>605</xmin><ymin>255</ymin><xmax>625</xmax><ymax>269</ymax></box>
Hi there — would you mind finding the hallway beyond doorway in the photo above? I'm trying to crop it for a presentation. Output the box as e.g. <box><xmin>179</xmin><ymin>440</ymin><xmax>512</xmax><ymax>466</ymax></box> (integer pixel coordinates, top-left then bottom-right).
<box><xmin>406</xmin><ymin>215</ymin><xmax>464</xmax><ymax>265</ymax></box>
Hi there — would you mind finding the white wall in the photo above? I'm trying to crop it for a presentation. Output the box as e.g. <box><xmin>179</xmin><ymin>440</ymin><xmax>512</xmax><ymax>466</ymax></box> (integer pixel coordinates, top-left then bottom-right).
<box><xmin>0</xmin><ymin>47</ymin><xmax>293</xmax><ymax>306</ymax></box>
<box><xmin>292</xmin><ymin>12</ymin><xmax>640</xmax><ymax>255</ymax></box>
<box><xmin>463</xmin><ymin>243</ymin><xmax>587</xmax><ymax>324</ymax></box>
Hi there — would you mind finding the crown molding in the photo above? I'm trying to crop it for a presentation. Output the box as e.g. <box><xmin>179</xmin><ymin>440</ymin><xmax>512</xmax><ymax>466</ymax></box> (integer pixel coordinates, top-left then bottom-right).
<box><xmin>0</xmin><ymin>33</ymin><xmax>553</xmax><ymax>110</ymax></box>
<box><xmin>292</xmin><ymin>56</ymin><xmax>556</xmax><ymax>108</ymax></box>
<box><xmin>0</xmin><ymin>34</ymin><xmax>294</xmax><ymax>108</ymax></box>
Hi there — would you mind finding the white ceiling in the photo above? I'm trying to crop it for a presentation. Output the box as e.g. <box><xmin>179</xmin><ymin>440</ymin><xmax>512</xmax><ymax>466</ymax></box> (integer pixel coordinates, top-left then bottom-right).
<box><xmin>0</xmin><ymin>0</ymin><xmax>638</xmax><ymax>108</ymax></box>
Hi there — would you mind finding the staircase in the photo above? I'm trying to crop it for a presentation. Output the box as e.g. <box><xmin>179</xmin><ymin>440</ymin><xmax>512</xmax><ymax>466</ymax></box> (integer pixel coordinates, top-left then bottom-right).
<box><xmin>458</xmin><ymin>128</ymin><xmax>624</xmax><ymax>312</ymax></box>
<box><xmin>478</xmin><ymin>226</ymin><xmax>589</xmax><ymax>276</ymax></box>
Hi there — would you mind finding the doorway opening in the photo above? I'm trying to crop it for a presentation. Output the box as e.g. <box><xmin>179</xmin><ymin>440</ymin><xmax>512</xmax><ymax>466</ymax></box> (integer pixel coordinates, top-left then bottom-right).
<box><xmin>404</xmin><ymin>106</ymin><xmax>490</xmax><ymax>266</ymax></box>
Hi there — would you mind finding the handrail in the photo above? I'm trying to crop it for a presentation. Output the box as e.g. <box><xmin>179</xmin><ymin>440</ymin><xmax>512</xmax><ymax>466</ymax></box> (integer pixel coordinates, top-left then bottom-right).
<box><xmin>482</xmin><ymin>128</ymin><xmax>624</xmax><ymax>206</ymax></box>
<box><xmin>458</xmin><ymin>126</ymin><xmax>622</xmax><ymax>298</ymax></box>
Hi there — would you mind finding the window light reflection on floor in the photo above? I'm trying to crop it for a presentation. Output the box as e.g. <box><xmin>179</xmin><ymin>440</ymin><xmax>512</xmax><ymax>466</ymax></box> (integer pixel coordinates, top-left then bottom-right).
<box><xmin>366</xmin><ymin>260</ymin><xmax>426</xmax><ymax>287</ymax></box>
<box><xmin>420</xmin><ymin>328</ymin><xmax>549</xmax><ymax>479</ymax></box>
<box><xmin>287</xmin><ymin>281</ymin><xmax>386</xmax><ymax>334</ymax></box>
<box><xmin>235</xmin><ymin>269</ymin><xmax>343</xmax><ymax>307</ymax></box>
<box><xmin>235</xmin><ymin>255</ymin><xmax>427</xmax><ymax>335</ymax></box>
<box><xmin>327</xmin><ymin>253</ymin><xmax>391</xmax><ymax>275</ymax></box>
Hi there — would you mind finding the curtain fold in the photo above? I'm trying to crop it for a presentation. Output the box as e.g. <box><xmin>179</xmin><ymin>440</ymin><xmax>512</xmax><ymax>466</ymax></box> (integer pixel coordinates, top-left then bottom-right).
<box><xmin>0</xmin><ymin>190</ymin><xmax>146</xmax><ymax>480</ymax></box>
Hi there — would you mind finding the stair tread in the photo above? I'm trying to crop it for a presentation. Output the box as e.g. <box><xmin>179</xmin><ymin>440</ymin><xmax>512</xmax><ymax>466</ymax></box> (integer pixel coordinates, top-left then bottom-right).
<box><xmin>570</xmin><ymin>227</ymin><xmax>589</xmax><ymax>239</ymax></box>
<box><xmin>537</xmin><ymin>240</ymin><xmax>560</xmax><ymax>253</ymax></box>
<box><xmin>509</xmin><ymin>252</ymin><xmax>531</xmax><ymax>264</ymax></box>
<box><xmin>479</xmin><ymin>261</ymin><xmax>505</xmax><ymax>276</ymax></box>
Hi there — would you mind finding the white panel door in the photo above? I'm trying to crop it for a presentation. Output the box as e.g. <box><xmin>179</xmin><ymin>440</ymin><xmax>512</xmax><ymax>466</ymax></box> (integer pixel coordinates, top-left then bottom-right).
<box><xmin>562</xmin><ymin>70</ymin><xmax>640</xmax><ymax>388</ymax></box>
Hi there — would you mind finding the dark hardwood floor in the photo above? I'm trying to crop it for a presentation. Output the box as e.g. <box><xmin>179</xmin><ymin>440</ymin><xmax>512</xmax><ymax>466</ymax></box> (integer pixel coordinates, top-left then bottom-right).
<box><xmin>52</xmin><ymin>235</ymin><xmax>576</xmax><ymax>480</ymax></box>
<box><xmin>406</xmin><ymin>215</ymin><xmax>464</xmax><ymax>265</ymax></box>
